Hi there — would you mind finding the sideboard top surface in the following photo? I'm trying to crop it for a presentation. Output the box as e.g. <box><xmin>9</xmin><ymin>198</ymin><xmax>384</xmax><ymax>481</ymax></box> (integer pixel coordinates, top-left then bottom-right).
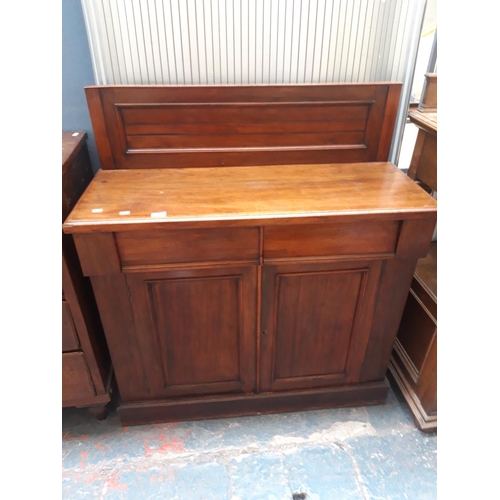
<box><xmin>63</xmin><ymin>162</ymin><xmax>436</xmax><ymax>233</ymax></box>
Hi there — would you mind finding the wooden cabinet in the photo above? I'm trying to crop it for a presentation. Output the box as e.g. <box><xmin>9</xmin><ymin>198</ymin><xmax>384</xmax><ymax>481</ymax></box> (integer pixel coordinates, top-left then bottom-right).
<box><xmin>62</xmin><ymin>131</ymin><xmax>112</xmax><ymax>418</ymax></box>
<box><xmin>63</xmin><ymin>163</ymin><xmax>437</xmax><ymax>426</ymax></box>
<box><xmin>389</xmin><ymin>73</ymin><xmax>438</xmax><ymax>432</ymax></box>
<box><xmin>62</xmin><ymin>83</ymin><xmax>437</xmax><ymax>425</ymax></box>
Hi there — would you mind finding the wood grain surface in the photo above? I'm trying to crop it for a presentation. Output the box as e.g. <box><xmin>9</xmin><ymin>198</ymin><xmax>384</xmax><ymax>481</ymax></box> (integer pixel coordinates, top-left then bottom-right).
<box><xmin>63</xmin><ymin>162</ymin><xmax>436</xmax><ymax>233</ymax></box>
<box><xmin>85</xmin><ymin>83</ymin><xmax>402</xmax><ymax>169</ymax></box>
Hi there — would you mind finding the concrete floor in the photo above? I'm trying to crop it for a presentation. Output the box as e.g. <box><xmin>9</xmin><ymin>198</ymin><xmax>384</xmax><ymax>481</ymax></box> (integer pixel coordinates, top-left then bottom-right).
<box><xmin>62</xmin><ymin>378</ymin><xmax>436</xmax><ymax>499</ymax></box>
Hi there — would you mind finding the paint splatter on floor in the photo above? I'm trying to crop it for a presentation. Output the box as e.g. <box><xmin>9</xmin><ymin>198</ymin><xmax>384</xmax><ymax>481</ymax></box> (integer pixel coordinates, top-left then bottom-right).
<box><xmin>62</xmin><ymin>381</ymin><xmax>436</xmax><ymax>499</ymax></box>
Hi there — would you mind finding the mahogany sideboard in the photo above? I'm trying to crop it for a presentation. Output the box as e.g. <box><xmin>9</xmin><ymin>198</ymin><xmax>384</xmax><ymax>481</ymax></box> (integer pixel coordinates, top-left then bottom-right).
<box><xmin>62</xmin><ymin>84</ymin><xmax>437</xmax><ymax>426</ymax></box>
<box><xmin>63</xmin><ymin>164</ymin><xmax>436</xmax><ymax>426</ymax></box>
<box><xmin>389</xmin><ymin>74</ymin><xmax>438</xmax><ymax>432</ymax></box>
<box><xmin>62</xmin><ymin>131</ymin><xmax>112</xmax><ymax>419</ymax></box>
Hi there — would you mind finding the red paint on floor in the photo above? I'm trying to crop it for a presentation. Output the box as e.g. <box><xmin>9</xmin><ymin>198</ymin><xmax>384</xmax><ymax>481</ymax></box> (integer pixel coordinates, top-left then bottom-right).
<box><xmin>105</xmin><ymin>473</ymin><xmax>128</xmax><ymax>492</ymax></box>
<box><xmin>143</xmin><ymin>431</ymin><xmax>185</xmax><ymax>456</ymax></box>
<box><xmin>83</xmin><ymin>473</ymin><xmax>102</xmax><ymax>485</ymax></box>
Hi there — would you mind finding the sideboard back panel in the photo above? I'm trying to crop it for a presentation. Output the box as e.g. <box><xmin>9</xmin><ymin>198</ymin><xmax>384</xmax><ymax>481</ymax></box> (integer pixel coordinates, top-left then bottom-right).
<box><xmin>86</xmin><ymin>83</ymin><xmax>401</xmax><ymax>169</ymax></box>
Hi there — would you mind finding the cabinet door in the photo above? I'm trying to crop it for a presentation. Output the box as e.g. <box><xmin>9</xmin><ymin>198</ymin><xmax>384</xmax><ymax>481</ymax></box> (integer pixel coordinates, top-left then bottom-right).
<box><xmin>260</xmin><ymin>260</ymin><xmax>383</xmax><ymax>392</ymax></box>
<box><xmin>125</xmin><ymin>266</ymin><xmax>257</xmax><ymax>399</ymax></box>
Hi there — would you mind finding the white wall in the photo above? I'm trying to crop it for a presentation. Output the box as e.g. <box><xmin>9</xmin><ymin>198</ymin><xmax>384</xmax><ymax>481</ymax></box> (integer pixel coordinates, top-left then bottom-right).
<box><xmin>82</xmin><ymin>0</ymin><xmax>426</xmax><ymax>86</ymax></box>
<box><xmin>81</xmin><ymin>0</ymin><xmax>428</xmax><ymax>164</ymax></box>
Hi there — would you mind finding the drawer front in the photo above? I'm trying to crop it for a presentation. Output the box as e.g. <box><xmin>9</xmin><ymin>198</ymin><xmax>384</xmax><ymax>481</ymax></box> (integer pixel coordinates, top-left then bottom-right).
<box><xmin>116</xmin><ymin>227</ymin><xmax>259</xmax><ymax>268</ymax></box>
<box><xmin>263</xmin><ymin>220</ymin><xmax>400</xmax><ymax>260</ymax></box>
<box><xmin>62</xmin><ymin>352</ymin><xmax>95</xmax><ymax>403</ymax></box>
<box><xmin>62</xmin><ymin>301</ymin><xmax>79</xmax><ymax>352</ymax></box>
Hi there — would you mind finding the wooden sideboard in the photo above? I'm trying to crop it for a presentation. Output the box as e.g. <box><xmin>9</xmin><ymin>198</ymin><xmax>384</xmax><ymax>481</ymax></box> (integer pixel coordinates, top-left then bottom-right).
<box><xmin>62</xmin><ymin>131</ymin><xmax>112</xmax><ymax>418</ymax></box>
<box><xmin>389</xmin><ymin>74</ymin><xmax>438</xmax><ymax>432</ymax></box>
<box><xmin>62</xmin><ymin>84</ymin><xmax>436</xmax><ymax>425</ymax></box>
<box><xmin>63</xmin><ymin>163</ymin><xmax>436</xmax><ymax>426</ymax></box>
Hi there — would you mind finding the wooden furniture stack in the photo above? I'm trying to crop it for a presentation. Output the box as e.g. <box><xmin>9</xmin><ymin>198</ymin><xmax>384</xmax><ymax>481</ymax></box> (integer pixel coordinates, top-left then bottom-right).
<box><xmin>389</xmin><ymin>73</ymin><xmax>438</xmax><ymax>432</ymax></box>
<box><xmin>62</xmin><ymin>84</ymin><xmax>437</xmax><ymax>426</ymax></box>
<box><xmin>62</xmin><ymin>131</ymin><xmax>112</xmax><ymax>419</ymax></box>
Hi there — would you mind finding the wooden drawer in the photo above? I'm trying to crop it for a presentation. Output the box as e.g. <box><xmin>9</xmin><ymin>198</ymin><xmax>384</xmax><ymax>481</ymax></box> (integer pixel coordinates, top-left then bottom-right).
<box><xmin>62</xmin><ymin>301</ymin><xmax>79</xmax><ymax>352</ymax></box>
<box><xmin>62</xmin><ymin>352</ymin><xmax>95</xmax><ymax>403</ymax></box>
<box><xmin>263</xmin><ymin>220</ymin><xmax>400</xmax><ymax>261</ymax></box>
<box><xmin>115</xmin><ymin>227</ymin><xmax>260</xmax><ymax>268</ymax></box>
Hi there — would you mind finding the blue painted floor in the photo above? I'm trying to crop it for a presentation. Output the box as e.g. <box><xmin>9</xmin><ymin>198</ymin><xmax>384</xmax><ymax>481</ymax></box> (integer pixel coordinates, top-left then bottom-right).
<box><xmin>62</xmin><ymin>380</ymin><xmax>437</xmax><ymax>499</ymax></box>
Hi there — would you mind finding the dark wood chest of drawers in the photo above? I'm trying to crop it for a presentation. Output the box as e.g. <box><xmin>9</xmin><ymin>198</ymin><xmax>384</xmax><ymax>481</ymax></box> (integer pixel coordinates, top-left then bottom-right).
<box><xmin>62</xmin><ymin>131</ymin><xmax>112</xmax><ymax>418</ymax></box>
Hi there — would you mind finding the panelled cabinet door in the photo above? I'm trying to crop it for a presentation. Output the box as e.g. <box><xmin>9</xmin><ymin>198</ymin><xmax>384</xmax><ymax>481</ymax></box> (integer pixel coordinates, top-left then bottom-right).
<box><xmin>125</xmin><ymin>266</ymin><xmax>257</xmax><ymax>399</ymax></box>
<box><xmin>260</xmin><ymin>260</ymin><xmax>383</xmax><ymax>392</ymax></box>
